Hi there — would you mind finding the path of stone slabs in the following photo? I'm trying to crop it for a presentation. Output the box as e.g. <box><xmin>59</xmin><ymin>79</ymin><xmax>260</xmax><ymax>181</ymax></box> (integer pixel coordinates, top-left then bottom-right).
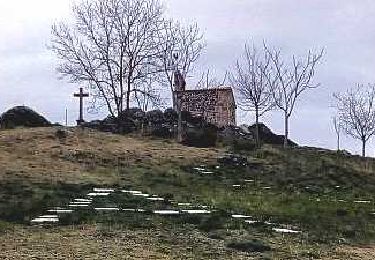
<box><xmin>30</xmin><ymin>186</ymin><xmax>303</xmax><ymax>235</ymax></box>
<box><xmin>31</xmin><ymin>187</ymin><xmax>212</xmax><ymax>227</ymax></box>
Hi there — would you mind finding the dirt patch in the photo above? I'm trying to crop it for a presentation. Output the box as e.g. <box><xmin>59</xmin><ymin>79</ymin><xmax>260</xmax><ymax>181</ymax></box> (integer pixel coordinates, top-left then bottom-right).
<box><xmin>0</xmin><ymin>225</ymin><xmax>252</xmax><ymax>260</ymax></box>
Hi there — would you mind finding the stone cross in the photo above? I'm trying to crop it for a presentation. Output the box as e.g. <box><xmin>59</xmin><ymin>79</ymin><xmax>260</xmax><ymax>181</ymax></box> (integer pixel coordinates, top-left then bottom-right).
<box><xmin>74</xmin><ymin>87</ymin><xmax>89</xmax><ymax>126</ymax></box>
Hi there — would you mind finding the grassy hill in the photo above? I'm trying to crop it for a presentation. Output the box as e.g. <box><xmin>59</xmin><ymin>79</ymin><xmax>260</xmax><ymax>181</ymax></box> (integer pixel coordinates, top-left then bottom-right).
<box><xmin>0</xmin><ymin>127</ymin><xmax>375</xmax><ymax>259</ymax></box>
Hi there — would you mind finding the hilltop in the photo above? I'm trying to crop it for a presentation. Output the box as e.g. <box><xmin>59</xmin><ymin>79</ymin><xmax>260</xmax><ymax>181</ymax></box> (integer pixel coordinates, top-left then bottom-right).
<box><xmin>0</xmin><ymin>127</ymin><xmax>375</xmax><ymax>259</ymax></box>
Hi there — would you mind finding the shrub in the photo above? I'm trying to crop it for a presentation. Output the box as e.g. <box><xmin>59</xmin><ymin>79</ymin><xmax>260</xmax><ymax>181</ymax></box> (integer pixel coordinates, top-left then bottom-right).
<box><xmin>183</xmin><ymin>125</ymin><xmax>218</xmax><ymax>148</ymax></box>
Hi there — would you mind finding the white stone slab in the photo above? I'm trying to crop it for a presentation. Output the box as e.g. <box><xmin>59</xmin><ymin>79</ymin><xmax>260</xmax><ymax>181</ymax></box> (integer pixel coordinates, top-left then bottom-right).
<box><xmin>153</xmin><ymin>210</ymin><xmax>180</xmax><ymax>215</ymax></box>
<box><xmin>182</xmin><ymin>210</ymin><xmax>211</xmax><ymax>214</ymax></box>
<box><xmin>70</xmin><ymin>201</ymin><xmax>92</xmax><ymax>204</ymax></box>
<box><xmin>272</xmin><ymin>228</ymin><xmax>301</xmax><ymax>234</ymax></box>
<box><xmin>95</xmin><ymin>208</ymin><xmax>120</xmax><ymax>211</ymax></box>
<box><xmin>39</xmin><ymin>215</ymin><xmax>59</xmax><ymax>218</ymax></box>
<box><xmin>47</xmin><ymin>209</ymin><xmax>74</xmax><ymax>214</ymax></box>
<box><xmin>231</xmin><ymin>214</ymin><xmax>252</xmax><ymax>219</ymax></box>
<box><xmin>178</xmin><ymin>203</ymin><xmax>192</xmax><ymax>206</ymax></box>
<box><xmin>245</xmin><ymin>220</ymin><xmax>259</xmax><ymax>224</ymax></box>
<box><xmin>133</xmin><ymin>193</ymin><xmax>150</xmax><ymax>197</ymax></box>
<box><xmin>93</xmin><ymin>188</ymin><xmax>115</xmax><ymax>192</ymax></box>
<box><xmin>31</xmin><ymin>218</ymin><xmax>59</xmax><ymax>223</ymax></box>
<box><xmin>31</xmin><ymin>215</ymin><xmax>59</xmax><ymax>223</ymax></box>
<box><xmin>74</xmin><ymin>199</ymin><xmax>92</xmax><ymax>202</ymax></box>
<box><xmin>354</xmin><ymin>200</ymin><xmax>371</xmax><ymax>204</ymax></box>
<box><xmin>87</xmin><ymin>192</ymin><xmax>110</xmax><ymax>196</ymax></box>
<box><xmin>69</xmin><ymin>204</ymin><xmax>90</xmax><ymax>208</ymax></box>
<box><xmin>122</xmin><ymin>209</ymin><xmax>146</xmax><ymax>212</ymax></box>
<box><xmin>147</xmin><ymin>198</ymin><xmax>165</xmax><ymax>201</ymax></box>
<box><xmin>121</xmin><ymin>190</ymin><xmax>143</xmax><ymax>194</ymax></box>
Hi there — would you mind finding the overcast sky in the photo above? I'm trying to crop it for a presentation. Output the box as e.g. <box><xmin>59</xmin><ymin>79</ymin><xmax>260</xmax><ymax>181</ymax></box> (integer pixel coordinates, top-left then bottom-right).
<box><xmin>0</xmin><ymin>0</ymin><xmax>374</xmax><ymax>155</ymax></box>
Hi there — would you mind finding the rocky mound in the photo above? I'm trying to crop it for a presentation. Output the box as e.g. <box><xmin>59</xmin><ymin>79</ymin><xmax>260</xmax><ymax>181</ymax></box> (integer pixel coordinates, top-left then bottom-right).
<box><xmin>248</xmin><ymin>123</ymin><xmax>298</xmax><ymax>147</ymax></box>
<box><xmin>219</xmin><ymin>123</ymin><xmax>297</xmax><ymax>149</ymax></box>
<box><xmin>83</xmin><ymin>108</ymin><xmax>218</xmax><ymax>147</ymax></box>
<box><xmin>83</xmin><ymin>109</ymin><xmax>296</xmax><ymax>148</ymax></box>
<box><xmin>0</xmin><ymin>106</ymin><xmax>51</xmax><ymax>129</ymax></box>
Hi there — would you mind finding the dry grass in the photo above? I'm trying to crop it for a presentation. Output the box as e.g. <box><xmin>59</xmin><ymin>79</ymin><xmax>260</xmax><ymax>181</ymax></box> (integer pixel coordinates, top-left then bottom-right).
<box><xmin>1</xmin><ymin>127</ymin><xmax>375</xmax><ymax>259</ymax></box>
<box><xmin>0</xmin><ymin>127</ymin><xmax>219</xmax><ymax>185</ymax></box>
<box><xmin>0</xmin><ymin>225</ymin><xmax>251</xmax><ymax>260</ymax></box>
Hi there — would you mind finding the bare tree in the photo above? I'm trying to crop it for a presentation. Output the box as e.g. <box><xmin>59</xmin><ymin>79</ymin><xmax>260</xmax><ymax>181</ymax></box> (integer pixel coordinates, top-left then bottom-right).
<box><xmin>334</xmin><ymin>84</ymin><xmax>375</xmax><ymax>157</ymax></box>
<box><xmin>50</xmin><ymin>0</ymin><xmax>164</xmax><ymax>117</ymax></box>
<box><xmin>332</xmin><ymin>116</ymin><xmax>341</xmax><ymax>151</ymax></box>
<box><xmin>196</xmin><ymin>68</ymin><xmax>228</xmax><ymax>89</ymax></box>
<box><xmin>156</xmin><ymin>20</ymin><xmax>205</xmax><ymax>106</ymax></box>
<box><xmin>231</xmin><ymin>44</ymin><xmax>274</xmax><ymax>146</ymax></box>
<box><xmin>134</xmin><ymin>72</ymin><xmax>164</xmax><ymax>112</ymax></box>
<box><xmin>155</xmin><ymin>20</ymin><xmax>205</xmax><ymax>142</ymax></box>
<box><xmin>264</xmin><ymin>45</ymin><xmax>324</xmax><ymax>147</ymax></box>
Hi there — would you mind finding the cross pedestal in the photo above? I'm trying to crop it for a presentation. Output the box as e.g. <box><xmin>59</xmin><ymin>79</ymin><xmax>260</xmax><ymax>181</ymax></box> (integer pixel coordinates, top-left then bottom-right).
<box><xmin>74</xmin><ymin>87</ymin><xmax>89</xmax><ymax>126</ymax></box>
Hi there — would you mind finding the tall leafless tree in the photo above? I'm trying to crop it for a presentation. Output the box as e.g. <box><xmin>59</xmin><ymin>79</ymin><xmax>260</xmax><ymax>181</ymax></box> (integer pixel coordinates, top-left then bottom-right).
<box><xmin>264</xmin><ymin>45</ymin><xmax>324</xmax><ymax>148</ymax></box>
<box><xmin>155</xmin><ymin>20</ymin><xmax>205</xmax><ymax>142</ymax></box>
<box><xmin>332</xmin><ymin>115</ymin><xmax>342</xmax><ymax>151</ymax></box>
<box><xmin>231</xmin><ymin>44</ymin><xmax>274</xmax><ymax>146</ymax></box>
<box><xmin>156</xmin><ymin>21</ymin><xmax>205</xmax><ymax>104</ymax></box>
<box><xmin>334</xmin><ymin>84</ymin><xmax>375</xmax><ymax>157</ymax></box>
<box><xmin>50</xmin><ymin>0</ymin><xmax>164</xmax><ymax>117</ymax></box>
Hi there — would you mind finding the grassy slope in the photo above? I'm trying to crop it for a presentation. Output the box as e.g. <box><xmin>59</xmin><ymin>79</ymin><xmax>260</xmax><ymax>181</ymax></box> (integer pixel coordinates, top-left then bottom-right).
<box><xmin>0</xmin><ymin>127</ymin><xmax>375</xmax><ymax>259</ymax></box>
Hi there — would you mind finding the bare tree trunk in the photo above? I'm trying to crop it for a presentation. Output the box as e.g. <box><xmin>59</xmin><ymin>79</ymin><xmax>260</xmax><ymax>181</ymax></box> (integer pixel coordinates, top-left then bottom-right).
<box><xmin>172</xmin><ymin>91</ymin><xmax>177</xmax><ymax>109</ymax></box>
<box><xmin>337</xmin><ymin>133</ymin><xmax>340</xmax><ymax>152</ymax></box>
<box><xmin>126</xmin><ymin>80</ymin><xmax>131</xmax><ymax>111</ymax></box>
<box><xmin>255</xmin><ymin>107</ymin><xmax>260</xmax><ymax>147</ymax></box>
<box><xmin>284</xmin><ymin>112</ymin><xmax>289</xmax><ymax>148</ymax></box>
<box><xmin>362</xmin><ymin>138</ymin><xmax>366</xmax><ymax>157</ymax></box>
<box><xmin>177</xmin><ymin>106</ymin><xmax>183</xmax><ymax>142</ymax></box>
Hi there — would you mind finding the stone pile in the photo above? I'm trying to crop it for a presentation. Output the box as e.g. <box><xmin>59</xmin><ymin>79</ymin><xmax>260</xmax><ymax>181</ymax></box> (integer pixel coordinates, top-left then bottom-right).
<box><xmin>0</xmin><ymin>106</ymin><xmax>51</xmax><ymax>129</ymax></box>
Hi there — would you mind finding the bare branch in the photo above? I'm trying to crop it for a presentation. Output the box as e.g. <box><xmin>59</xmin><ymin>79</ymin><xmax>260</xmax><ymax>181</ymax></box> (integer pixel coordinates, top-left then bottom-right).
<box><xmin>51</xmin><ymin>0</ymin><xmax>165</xmax><ymax>116</ymax></box>
<box><xmin>263</xmin><ymin>43</ymin><xmax>324</xmax><ymax>147</ymax></box>
<box><xmin>334</xmin><ymin>84</ymin><xmax>375</xmax><ymax>156</ymax></box>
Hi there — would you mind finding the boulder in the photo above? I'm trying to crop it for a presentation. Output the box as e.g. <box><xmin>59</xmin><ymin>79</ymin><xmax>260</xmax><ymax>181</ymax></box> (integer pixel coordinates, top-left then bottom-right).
<box><xmin>183</xmin><ymin>124</ymin><xmax>218</xmax><ymax>148</ymax></box>
<box><xmin>0</xmin><ymin>106</ymin><xmax>51</xmax><ymax>129</ymax></box>
<box><xmin>220</xmin><ymin>125</ymin><xmax>254</xmax><ymax>141</ymax></box>
<box><xmin>248</xmin><ymin>123</ymin><xmax>298</xmax><ymax>147</ymax></box>
<box><xmin>218</xmin><ymin>125</ymin><xmax>256</xmax><ymax>151</ymax></box>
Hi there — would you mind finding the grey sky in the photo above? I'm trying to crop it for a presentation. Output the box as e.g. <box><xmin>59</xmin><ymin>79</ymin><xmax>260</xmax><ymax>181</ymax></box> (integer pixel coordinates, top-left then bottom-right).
<box><xmin>0</xmin><ymin>0</ymin><xmax>374</xmax><ymax>155</ymax></box>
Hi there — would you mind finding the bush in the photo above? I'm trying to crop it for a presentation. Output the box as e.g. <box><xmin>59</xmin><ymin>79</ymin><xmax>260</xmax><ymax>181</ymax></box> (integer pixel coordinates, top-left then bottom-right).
<box><xmin>183</xmin><ymin>124</ymin><xmax>218</xmax><ymax>148</ymax></box>
<box><xmin>231</xmin><ymin>139</ymin><xmax>257</xmax><ymax>152</ymax></box>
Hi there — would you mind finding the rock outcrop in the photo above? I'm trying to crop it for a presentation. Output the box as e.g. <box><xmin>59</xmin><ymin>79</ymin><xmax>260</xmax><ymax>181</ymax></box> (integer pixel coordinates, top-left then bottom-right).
<box><xmin>82</xmin><ymin>109</ymin><xmax>297</xmax><ymax>148</ymax></box>
<box><xmin>248</xmin><ymin>123</ymin><xmax>298</xmax><ymax>147</ymax></box>
<box><xmin>0</xmin><ymin>106</ymin><xmax>51</xmax><ymax>129</ymax></box>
